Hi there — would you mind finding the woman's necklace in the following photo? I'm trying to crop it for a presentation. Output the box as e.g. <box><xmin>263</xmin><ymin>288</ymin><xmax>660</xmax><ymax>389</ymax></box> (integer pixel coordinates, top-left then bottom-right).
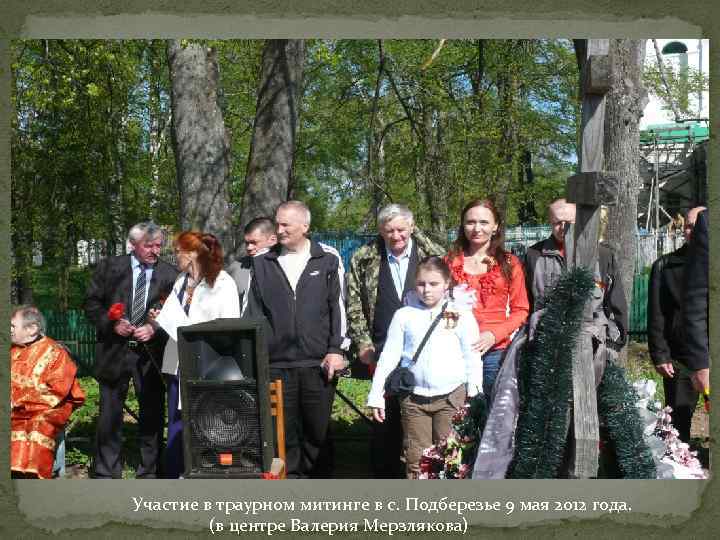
<box><xmin>464</xmin><ymin>251</ymin><xmax>492</xmax><ymax>275</ymax></box>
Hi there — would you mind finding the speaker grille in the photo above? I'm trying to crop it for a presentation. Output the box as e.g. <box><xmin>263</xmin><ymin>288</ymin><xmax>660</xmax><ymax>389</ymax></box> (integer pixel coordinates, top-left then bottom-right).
<box><xmin>186</xmin><ymin>380</ymin><xmax>263</xmax><ymax>475</ymax></box>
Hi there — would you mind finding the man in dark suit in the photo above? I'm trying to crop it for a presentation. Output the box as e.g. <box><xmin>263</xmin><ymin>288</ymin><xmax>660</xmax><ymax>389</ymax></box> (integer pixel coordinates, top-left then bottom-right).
<box><xmin>648</xmin><ymin>206</ymin><xmax>705</xmax><ymax>443</ymax></box>
<box><xmin>85</xmin><ymin>221</ymin><xmax>178</xmax><ymax>478</ymax></box>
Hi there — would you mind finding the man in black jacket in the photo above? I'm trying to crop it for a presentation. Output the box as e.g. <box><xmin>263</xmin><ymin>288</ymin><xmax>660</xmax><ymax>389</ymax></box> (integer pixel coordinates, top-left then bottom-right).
<box><xmin>247</xmin><ymin>201</ymin><xmax>347</xmax><ymax>478</ymax></box>
<box><xmin>85</xmin><ymin>221</ymin><xmax>178</xmax><ymax>478</ymax></box>
<box><xmin>648</xmin><ymin>206</ymin><xmax>705</xmax><ymax>443</ymax></box>
<box><xmin>682</xmin><ymin>208</ymin><xmax>710</xmax><ymax>395</ymax></box>
<box><xmin>524</xmin><ymin>199</ymin><xmax>628</xmax><ymax>384</ymax></box>
<box><xmin>226</xmin><ymin>216</ymin><xmax>277</xmax><ymax>310</ymax></box>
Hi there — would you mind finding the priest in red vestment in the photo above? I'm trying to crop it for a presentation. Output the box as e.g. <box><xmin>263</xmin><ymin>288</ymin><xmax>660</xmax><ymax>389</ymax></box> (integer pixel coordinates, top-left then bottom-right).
<box><xmin>11</xmin><ymin>305</ymin><xmax>85</xmax><ymax>479</ymax></box>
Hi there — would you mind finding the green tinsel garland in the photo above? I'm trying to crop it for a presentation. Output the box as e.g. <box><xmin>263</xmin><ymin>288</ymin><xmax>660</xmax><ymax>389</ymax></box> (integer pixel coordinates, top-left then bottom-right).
<box><xmin>506</xmin><ymin>267</ymin><xmax>595</xmax><ymax>478</ymax></box>
<box><xmin>597</xmin><ymin>362</ymin><xmax>657</xmax><ymax>479</ymax></box>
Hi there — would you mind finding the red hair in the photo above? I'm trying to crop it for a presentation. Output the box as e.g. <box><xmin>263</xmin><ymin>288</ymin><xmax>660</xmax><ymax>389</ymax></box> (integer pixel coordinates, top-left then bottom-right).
<box><xmin>174</xmin><ymin>231</ymin><xmax>224</xmax><ymax>287</ymax></box>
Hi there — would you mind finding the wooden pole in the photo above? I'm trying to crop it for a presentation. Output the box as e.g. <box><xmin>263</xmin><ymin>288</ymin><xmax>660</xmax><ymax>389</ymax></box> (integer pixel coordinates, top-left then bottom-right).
<box><xmin>565</xmin><ymin>39</ymin><xmax>619</xmax><ymax>478</ymax></box>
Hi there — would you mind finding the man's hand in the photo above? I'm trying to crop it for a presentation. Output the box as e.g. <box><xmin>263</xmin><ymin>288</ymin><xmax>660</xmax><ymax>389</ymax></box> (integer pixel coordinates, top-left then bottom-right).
<box><xmin>133</xmin><ymin>323</ymin><xmax>156</xmax><ymax>342</ymax></box>
<box><xmin>473</xmin><ymin>331</ymin><xmax>496</xmax><ymax>355</ymax></box>
<box><xmin>654</xmin><ymin>362</ymin><xmax>675</xmax><ymax>378</ymax></box>
<box><xmin>372</xmin><ymin>407</ymin><xmax>386</xmax><ymax>423</ymax></box>
<box><xmin>114</xmin><ymin>319</ymin><xmax>136</xmax><ymax>337</ymax></box>
<box><xmin>147</xmin><ymin>308</ymin><xmax>161</xmax><ymax>322</ymax></box>
<box><xmin>321</xmin><ymin>353</ymin><xmax>347</xmax><ymax>382</ymax></box>
<box><xmin>690</xmin><ymin>368</ymin><xmax>710</xmax><ymax>394</ymax></box>
<box><xmin>358</xmin><ymin>346</ymin><xmax>376</xmax><ymax>365</ymax></box>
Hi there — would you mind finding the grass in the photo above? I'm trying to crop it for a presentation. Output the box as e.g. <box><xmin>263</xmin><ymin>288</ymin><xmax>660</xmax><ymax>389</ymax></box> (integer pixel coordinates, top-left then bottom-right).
<box><xmin>65</xmin><ymin>377</ymin><xmax>142</xmax><ymax>479</ymax></box>
<box><xmin>622</xmin><ymin>341</ymin><xmax>665</xmax><ymax>404</ymax></box>
<box><xmin>332</xmin><ymin>377</ymin><xmax>373</xmax><ymax>478</ymax></box>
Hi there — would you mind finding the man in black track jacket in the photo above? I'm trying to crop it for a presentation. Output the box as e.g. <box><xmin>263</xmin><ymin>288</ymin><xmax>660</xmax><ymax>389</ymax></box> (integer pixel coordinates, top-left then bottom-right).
<box><xmin>246</xmin><ymin>200</ymin><xmax>347</xmax><ymax>478</ymax></box>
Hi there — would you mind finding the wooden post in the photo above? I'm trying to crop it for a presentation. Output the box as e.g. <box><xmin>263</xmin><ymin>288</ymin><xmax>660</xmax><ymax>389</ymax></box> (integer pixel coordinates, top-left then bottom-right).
<box><xmin>565</xmin><ymin>39</ymin><xmax>619</xmax><ymax>479</ymax></box>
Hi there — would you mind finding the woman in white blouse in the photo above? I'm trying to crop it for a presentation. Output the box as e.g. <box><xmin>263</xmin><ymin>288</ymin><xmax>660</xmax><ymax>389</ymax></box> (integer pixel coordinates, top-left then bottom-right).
<box><xmin>367</xmin><ymin>256</ymin><xmax>482</xmax><ymax>479</ymax></box>
<box><xmin>158</xmin><ymin>231</ymin><xmax>240</xmax><ymax>478</ymax></box>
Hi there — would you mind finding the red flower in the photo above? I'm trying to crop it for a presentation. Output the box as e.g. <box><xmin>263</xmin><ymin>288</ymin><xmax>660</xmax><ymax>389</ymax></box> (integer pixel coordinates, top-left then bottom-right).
<box><xmin>108</xmin><ymin>303</ymin><xmax>125</xmax><ymax>321</ymax></box>
<box><xmin>261</xmin><ymin>472</ymin><xmax>280</xmax><ymax>480</ymax></box>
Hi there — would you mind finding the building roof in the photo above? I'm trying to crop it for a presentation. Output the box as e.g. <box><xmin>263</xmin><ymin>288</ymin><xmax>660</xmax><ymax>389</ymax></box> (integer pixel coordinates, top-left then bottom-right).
<box><xmin>640</xmin><ymin>122</ymin><xmax>709</xmax><ymax>145</ymax></box>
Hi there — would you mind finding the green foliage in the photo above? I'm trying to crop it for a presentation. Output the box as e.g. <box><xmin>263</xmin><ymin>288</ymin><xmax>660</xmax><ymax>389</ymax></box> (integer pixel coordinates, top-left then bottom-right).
<box><xmin>332</xmin><ymin>377</ymin><xmax>372</xmax><ymax>437</ymax></box>
<box><xmin>30</xmin><ymin>266</ymin><xmax>92</xmax><ymax>312</ymax></box>
<box><xmin>12</xmin><ymin>40</ymin><xmax>180</xmax><ymax>303</ymax></box>
<box><xmin>66</xmin><ymin>376</ymin><xmax>99</xmax><ymax>430</ymax></box>
<box><xmin>212</xmin><ymin>40</ymin><xmax>264</xmax><ymax>223</ymax></box>
<box><xmin>507</xmin><ymin>267</ymin><xmax>595</xmax><ymax>479</ymax></box>
<box><xmin>13</xmin><ymin>38</ymin><xmax>579</xmax><ymax>296</ymax></box>
<box><xmin>643</xmin><ymin>54</ymin><xmax>708</xmax><ymax>120</ymax></box>
<box><xmin>292</xmin><ymin>39</ymin><xmax>578</xmax><ymax>232</ymax></box>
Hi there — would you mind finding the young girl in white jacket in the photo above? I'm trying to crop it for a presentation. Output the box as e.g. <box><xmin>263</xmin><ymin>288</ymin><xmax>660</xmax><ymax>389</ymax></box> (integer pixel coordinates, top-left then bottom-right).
<box><xmin>366</xmin><ymin>256</ymin><xmax>482</xmax><ymax>479</ymax></box>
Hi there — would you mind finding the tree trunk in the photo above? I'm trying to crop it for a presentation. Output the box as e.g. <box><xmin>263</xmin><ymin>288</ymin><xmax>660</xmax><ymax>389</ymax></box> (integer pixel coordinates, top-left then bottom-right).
<box><xmin>367</xmin><ymin>117</ymin><xmax>387</xmax><ymax>220</ymax></box>
<box><xmin>104</xmin><ymin>62</ymin><xmax>126</xmax><ymax>256</ymax></box>
<box><xmin>147</xmin><ymin>41</ymin><xmax>168</xmax><ymax>216</ymax></box>
<box><xmin>10</xmin><ymin>233</ymin><xmax>34</xmax><ymax>305</ymax></box>
<box><xmin>494</xmin><ymin>40</ymin><xmax>526</xmax><ymax>220</ymax></box>
<box><xmin>421</xmin><ymin>105</ymin><xmax>449</xmax><ymax>240</ymax></box>
<box><xmin>167</xmin><ymin>40</ymin><xmax>233</xmax><ymax>259</ymax></box>
<box><xmin>518</xmin><ymin>149</ymin><xmax>537</xmax><ymax>224</ymax></box>
<box><xmin>238</xmin><ymin>39</ymin><xmax>305</xmax><ymax>256</ymax></box>
<box><xmin>368</xmin><ymin>40</ymin><xmax>387</xmax><ymax>219</ymax></box>
<box><xmin>603</xmin><ymin>39</ymin><xmax>648</xmax><ymax>302</ymax></box>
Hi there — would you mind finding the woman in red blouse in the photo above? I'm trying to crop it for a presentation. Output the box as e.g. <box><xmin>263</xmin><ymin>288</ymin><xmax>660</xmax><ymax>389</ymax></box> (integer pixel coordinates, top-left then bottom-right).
<box><xmin>445</xmin><ymin>198</ymin><xmax>529</xmax><ymax>399</ymax></box>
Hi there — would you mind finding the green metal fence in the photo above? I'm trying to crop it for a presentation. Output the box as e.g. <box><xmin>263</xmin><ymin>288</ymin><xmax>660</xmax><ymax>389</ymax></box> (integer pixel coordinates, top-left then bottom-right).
<box><xmin>45</xmin><ymin>310</ymin><xmax>97</xmax><ymax>377</ymax></box>
<box><xmin>629</xmin><ymin>272</ymin><xmax>649</xmax><ymax>341</ymax></box>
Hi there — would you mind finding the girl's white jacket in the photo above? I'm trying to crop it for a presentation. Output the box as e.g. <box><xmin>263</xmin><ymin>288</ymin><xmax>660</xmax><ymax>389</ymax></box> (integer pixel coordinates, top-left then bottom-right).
<box><xmin>366</xmin><ymin>291</ymin><xmax>483</xmax><ymax>409</ymax></box>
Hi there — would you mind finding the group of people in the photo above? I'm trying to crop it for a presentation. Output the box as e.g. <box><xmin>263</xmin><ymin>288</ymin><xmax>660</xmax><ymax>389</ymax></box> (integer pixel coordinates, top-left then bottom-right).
<box><xmin>353</xmin><ymin>198</ymin><xmax>628</xmax><ymax>478</ymax></box>
<box><xmin>82</xmin><ymin>201</ymin><xmax>347</xmax><ymax>479</ymax></box>
<box><xmin>10</xmin><ymin>196</ymin><xmax>707</xmax><ymax>480</ymax></box>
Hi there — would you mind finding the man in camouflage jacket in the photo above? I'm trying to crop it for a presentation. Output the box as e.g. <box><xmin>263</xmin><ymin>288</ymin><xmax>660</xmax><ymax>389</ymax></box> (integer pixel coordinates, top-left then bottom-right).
<box><xmin>347</xmin><ymin>204</ymin><xmax>445</xmax><ymax>478</ymax></box>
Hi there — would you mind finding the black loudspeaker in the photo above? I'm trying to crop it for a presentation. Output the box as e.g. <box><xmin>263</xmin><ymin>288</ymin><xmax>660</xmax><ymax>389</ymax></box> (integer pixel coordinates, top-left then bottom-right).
<box><xmin>177</xmin><ymin>318</ymin><xmax>274</xmax><ymax>478</ymax></box>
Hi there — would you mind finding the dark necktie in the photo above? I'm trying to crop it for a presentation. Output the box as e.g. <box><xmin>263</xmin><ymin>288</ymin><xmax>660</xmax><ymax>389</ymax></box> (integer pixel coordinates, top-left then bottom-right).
<box><xmin>130</xmin><ymin>264</ymin><xmax>147</xmax><ymax>325</ymax></box>
<box><xmin>178</xmin><ymin>274</ymin><xmax>191</xmax><ymax>315</ymax></box>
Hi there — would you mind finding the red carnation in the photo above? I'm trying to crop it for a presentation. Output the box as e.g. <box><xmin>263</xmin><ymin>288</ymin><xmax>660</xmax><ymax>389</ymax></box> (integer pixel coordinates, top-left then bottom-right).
<box><xmin>108</xmin><ymin>303</ymin><xmax>125</xmax><ymax>321</ymax></box>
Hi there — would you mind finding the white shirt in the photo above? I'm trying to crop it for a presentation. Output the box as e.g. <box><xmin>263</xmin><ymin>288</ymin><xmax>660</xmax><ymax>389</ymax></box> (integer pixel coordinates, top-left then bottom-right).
<box><xmin>160</xmin><ymin>270</ymin><xmax>241</xmax><ymax>375</ymax></box>
<box><xmin>278</xmin><ymin>241</ymin><xmax>312</xmax><ymax>293</ymax></box>
<box><xmin>366</xmin><ymin>296</ymin><xmax>482</xmax><ymax>409</ymax></box>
